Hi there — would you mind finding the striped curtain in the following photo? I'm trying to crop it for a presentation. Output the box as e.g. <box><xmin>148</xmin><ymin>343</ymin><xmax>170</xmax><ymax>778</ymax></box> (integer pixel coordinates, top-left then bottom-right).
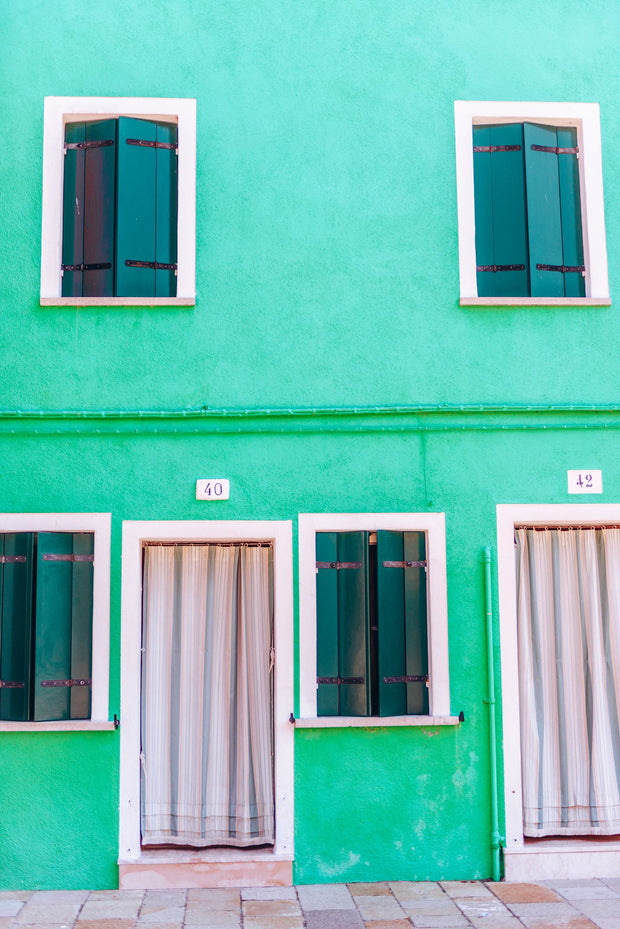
<box><xmin>516</xmin><ymin>527</ymin><xmax>620</xmax><ymax>836</ymax></box>
<box><xmin>141</xmin><ymin>543</ymin><xmax>274</xmax><ymax>846</ymax></box>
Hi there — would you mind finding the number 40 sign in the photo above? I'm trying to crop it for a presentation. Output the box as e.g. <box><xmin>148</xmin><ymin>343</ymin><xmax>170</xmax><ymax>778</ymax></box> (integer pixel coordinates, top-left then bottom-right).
<box><xmin>196</xmin><ymin>479</ymin><xmax>230</xmax><ymax>500</ymax></box>
<box><xmin>567</xmin><ymin>470</ymin><xmax>603</xmax><ymax>494</ymax></box>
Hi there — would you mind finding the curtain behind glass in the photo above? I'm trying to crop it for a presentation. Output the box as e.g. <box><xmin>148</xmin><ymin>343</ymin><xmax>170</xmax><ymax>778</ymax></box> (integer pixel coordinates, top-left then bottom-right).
<box><xmin>516</xmin><ymin>527</ymin><xmax>620</xmax><ymax>836</ymax></box>
<box><xmin>141</xmin><ymin>543</ymin><xmax>274</xmax><ymax>846</ymax></box>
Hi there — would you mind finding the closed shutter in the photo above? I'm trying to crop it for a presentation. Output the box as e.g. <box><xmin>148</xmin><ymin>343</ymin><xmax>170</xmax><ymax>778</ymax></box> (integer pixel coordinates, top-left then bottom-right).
<box><xmin>0</xmin><ymin>534</ymin><xmax>33</xmax><ymax>721</ymax></box>
<box><xmin>376</xmin><ymin>531</ymin><xmax>428</xmax><ymax>716</ymax></box>
<box><xmin>34</xmin><ymin>533</ymin><xmax>93</xmax><ymax>722</ymax></box>
<box><xmin>62</xmin><ymin>120</ymin><xmax>116</xmax><ymax>297</ymax></box>
<box><xmin>316</xmin><ymin>532</ymin><xmax>370</xmax><ymax>716</ymax></box>
<box><xmin>116</xmin><ymin>117</ymin><xmax>177</xmax><ymax>298</ymax></box>
<box><xmin>473</xmin><ymin>123</ymin><xmax>529</xmax><ymax>298</ymax></box>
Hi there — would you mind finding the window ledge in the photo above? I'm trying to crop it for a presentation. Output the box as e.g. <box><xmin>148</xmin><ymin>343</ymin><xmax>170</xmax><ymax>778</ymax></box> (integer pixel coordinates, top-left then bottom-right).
<box><xmin>0</xmin><ymin>720</ymin><xmax>117</xmax><ymax>732</ymax></box>
<box><xmin>294</xmin><ymin>715</ymin><xmax>461</xmax><ymax>728</ymax></box>
<box><xmin>40</xmin><ymin>297</ymin><xmax>195</xmax><ymax>307</ymax></box>
<box><xmin>461</xmin><ymin>297</ymin><xmax>611</xmax><ymax>307</ymax></box>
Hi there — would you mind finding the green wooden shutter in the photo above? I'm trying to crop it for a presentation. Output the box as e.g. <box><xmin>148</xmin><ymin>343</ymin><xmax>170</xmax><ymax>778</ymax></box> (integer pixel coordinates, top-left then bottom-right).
<box><xmin>524</xmin><ymin>123</ymin><xmax>565</xmax><ymax>298</ymax></box>
<box><xmin>156</xmin><ymin>122</ymin><xmax>178</xmax><ymax>297</ymax></box>
<box><xmin>315</xmin><ymin>532</ymin><xmax>370</xmax><ymax>716</ymax></box>
<box><xmin>116</xmin><ymin>117</ymin><xmax>178</xmax><ymax>298</ymax></box>
<box><xmin>376</xmin><ymin>531</ymin><xmax>428</xmax><ymax>716</ymax></box>
<box><xmin>34</xmin><ymin>533</ymin><xmax>93</xmax><ymax>721</ymax></box>
<box><xmin>473</xmin><ymin>123</ymin><xmax>529</xmax><ymax>298</ymax></box>
<box><xmin>0</xmin><ymin>534</ymin><xmax>34</xmax><ymax>721</ymax></box>
<box><xmin>337</xmin><ymin>533</ymin><xmax>370</xmax><ymax>716</ymax></box>
<box><xmin>316</xmin><ymin>533</ymin><xmax>340</xmax><ymax>716</ymax></box>
<box><xmin>62</xmin><ymin>120</ymin><xmax>116</xmax><ymax>297</ymax></box>
<box><xmin>557</xmin><ymin>127</ymin><xmax>586</xmax><ymax>298</ymax></box>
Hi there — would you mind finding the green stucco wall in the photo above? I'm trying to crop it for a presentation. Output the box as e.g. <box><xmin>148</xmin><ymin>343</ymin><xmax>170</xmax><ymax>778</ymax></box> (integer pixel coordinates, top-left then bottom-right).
<box><xmin>1</xmin><ymin>0</ymin><xmax>619</xmax><ymax>889</ymax></box>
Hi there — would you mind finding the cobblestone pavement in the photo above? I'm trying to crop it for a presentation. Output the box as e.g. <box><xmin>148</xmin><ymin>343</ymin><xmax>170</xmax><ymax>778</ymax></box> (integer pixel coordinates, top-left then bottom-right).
<box><xmin>1</xmin><ymin>879</ymin><xmax>620</xmax><ymax>929</ymax></box>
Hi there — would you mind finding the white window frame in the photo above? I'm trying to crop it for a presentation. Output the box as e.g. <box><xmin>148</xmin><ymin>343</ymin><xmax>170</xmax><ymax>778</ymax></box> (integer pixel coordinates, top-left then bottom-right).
<box><xmin>497</xmin><ymin>503</ymin><xmax>620</xmax><ymax>853</ymax></box>
<box><xmin>41</xmin><ymin>96</ymin><xmax>196</xmax><ymax>306</ymax></box>
<box><xmin>298</xmin><ymin>512</ymin><xmax>456</xmax><ymax>727</ymax></box>
<box><xmin>455</xmin><ymin>101</ymin><xmax>610</xmax><ymax>306</ymax></box>
<box><xmin>0</xmin><ymin>512</ymin><xmax>112</xmax><ymax>732</ymax></box>
<box><xmin>118</xmin><ymin>520</ymin><xmax>295</xmax><ymax>865</ymax></box>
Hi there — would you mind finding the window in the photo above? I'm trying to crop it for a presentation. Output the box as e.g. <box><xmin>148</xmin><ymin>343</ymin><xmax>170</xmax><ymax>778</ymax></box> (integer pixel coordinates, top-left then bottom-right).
<box><xmin>0</xmin><ymin>514</ymin><xmax>110</xmax><ymax>729</ymax></box>
<box><xmin>41</xmin><ymin>97</ymin><xmax>196</xmax><ymax>306</ymax></box>
<box><xmin>298</xmin><ymin>514</ymin><xmax>454</xmax><ymax>725</ymax></box>
<box><xmin>455</xmin><ymin>102</ymin><xmax>610</xmax><ymax>305</ymax></box>
<box><xmin>62</xmin><ymin>118</ymin><xmax>177</xmax><ymax>299</ymax></box>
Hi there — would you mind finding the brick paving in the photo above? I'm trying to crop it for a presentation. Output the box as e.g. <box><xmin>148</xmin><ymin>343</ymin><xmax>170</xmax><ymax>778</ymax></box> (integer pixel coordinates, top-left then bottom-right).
<box><xmin>0</xmin><ymin>880</ymin><xmax>619</xmax><ymax>928</ymax></box>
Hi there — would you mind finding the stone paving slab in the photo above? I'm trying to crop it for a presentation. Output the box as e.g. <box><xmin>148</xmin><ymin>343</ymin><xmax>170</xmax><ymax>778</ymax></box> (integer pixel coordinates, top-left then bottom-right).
<box><xmin>1</xmin><ymin>879</ymin><xmax>620</xmax><ymax>929</ymax></box>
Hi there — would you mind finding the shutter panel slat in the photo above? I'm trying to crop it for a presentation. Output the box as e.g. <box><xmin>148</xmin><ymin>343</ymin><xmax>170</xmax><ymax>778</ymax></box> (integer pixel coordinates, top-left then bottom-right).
<box><xmin>376</xmin><ymin>531</ymin><xmax>408</xmax><ymax>716</ymax></box>
<box><xmin>557</xmin><ymin>127</ymin><xmax>586</xmax><ymax>298</ymax></box>
<box><xmin>403</xmin><ymin>532</ymin><xmax>429</xmax><ymax>714</ymax></box>
<box><xmin>34</xmin><ymin>533</ymin><xmax>74</xmax><ymax>721</ymax></box>
<box><xmin>83</xmin><ymin>119</ymin><xmax>116</xmax><ymax>297</ymax></box>
<box><xmin>155</xmin><ymin>121</ymin><xmax>178</xmax><ymax>297</ymax></box>
<box><xmin>70</xmin><ymin>533</ymin><xmax>94</xmax><ymax>719</ymax></box>
<box><xmin>62</xmin><ymin>123</ymin><xmax>86</xmax><ymax>297</ymax></box>
<box><xmin>316</xmin><ymin>533</ymin><xmax>340</xmax><ymax>716</ymax></box>
<box><xmin>473</xmin><ymin>126</ymin><xmax>495</xmax><ymax>298</ymax></box>
<box><xmin>116</xmin><ymin>117</ymin><xmax>157</xmax><ymax>297</ymax></box>
<box><xmin>338</xmin><ymin>533</ymin><xmax>370</xmax><ymax>716</ymax></box>
<box><xmin>0</xmin><ymin>534</ymin><xmax>33</xmax><ymax>722</ymax></box>
<box><xmin>524</xmin><ymin>123</ymin><xmax>565</xmax><ymax>298</ymax></box>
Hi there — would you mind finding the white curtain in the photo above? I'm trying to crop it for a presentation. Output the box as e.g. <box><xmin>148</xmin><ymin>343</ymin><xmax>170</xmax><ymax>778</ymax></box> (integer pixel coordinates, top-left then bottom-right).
<box><xmin>516</xmin><ymin>527</ymin><xmax>620</xmax><ymax>836</ymax></box>
<box><xmin>141</xmin><ymin>543</ymin><xmax>274</xmax><ymax>846</ymax></box>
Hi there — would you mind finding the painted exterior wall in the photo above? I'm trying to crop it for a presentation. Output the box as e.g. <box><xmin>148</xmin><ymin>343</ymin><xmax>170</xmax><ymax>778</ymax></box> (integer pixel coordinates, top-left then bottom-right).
<box><xmin>1</xmin><ymin>0</ymin><xmax>619</xmax><ymax>889</ymax></box>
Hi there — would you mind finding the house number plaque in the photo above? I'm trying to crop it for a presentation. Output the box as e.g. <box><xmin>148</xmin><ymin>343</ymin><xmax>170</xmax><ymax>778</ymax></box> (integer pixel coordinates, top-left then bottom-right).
<box><xmin>196</xmin><ymin>479</ymin><xmax>230</xmax><ymax>500</ymax></box>
<box><xmin>567</xmin><ymin>470</ymin><xmax>602</xmax><ymax>494</ymax></box>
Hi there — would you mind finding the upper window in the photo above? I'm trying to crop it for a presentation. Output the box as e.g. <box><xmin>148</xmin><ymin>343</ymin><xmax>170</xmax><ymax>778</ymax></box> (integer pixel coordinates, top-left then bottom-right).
<box><xmin>298</xmin><ymin>513</ymin><xmax>454</xmax><ymax>725</ymax></box>
<box><xmin>41</xmin><ymin>98</ymin><xmax>196</xmax><ymax>306</ymax></box>
<box><xmin>455</xmin><ymin>102</ymin><xmax>610</xmax><ymax>306</ymax></box>
<box><xmin>0</xmin><ymin>514</ymin><xmax>111</xmax><ymax>729</ymax></box>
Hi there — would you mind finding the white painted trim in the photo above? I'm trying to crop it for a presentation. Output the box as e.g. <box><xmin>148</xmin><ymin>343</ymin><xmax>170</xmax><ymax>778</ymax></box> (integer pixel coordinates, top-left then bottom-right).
<box><xmin>454</xmin><ymin>101</ymin><xmax>609</xmax><ymax>302</ymax></box>
<box><xmin>119</xmin><ymin>520</ymin><xmax>294</xmax><ymax>864</ymax></box>
<box><xmin>0</xmin><ymin>720</ymin><xmax>116</xmax><ymax>732</ymax></box>
<box><xmin>0</xmin><ymin>512</ymin><xmax>111</xmax><ymax>724</ymax></box>
<box><xmin>496</xmin><ymin>504</ymin><xmax>620</xmax><ymax>853</ymax></box>
<box><xmin>41</xmin><ymin>97</ymin><xmax>196</xmax><ymax>301</ymax></box>
<box><xmin>298</xmin><ymin>512</ymin><xmax>450</xmax><ymax>719</ymax></box>
<box><xmin>294</xmin><ymin>715</ymin><xmax>460</xmax><ymax>728</ymax></box>
<box><xmin>460</xmin><ymin>297</ymin><xmax>611</xmax><ymax>307</ymax></box>
<box><xmin>40</xmin><ymin>297</ymin><xmax>195</xmax><ymax>307</ymax></box>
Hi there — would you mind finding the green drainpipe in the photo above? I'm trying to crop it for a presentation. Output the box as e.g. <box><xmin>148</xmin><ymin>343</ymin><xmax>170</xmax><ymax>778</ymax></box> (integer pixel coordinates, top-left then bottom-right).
<box><xmin>484</xmin><ymin>546</ymin><xmax>502</xmax><ymax>881</ymax></box>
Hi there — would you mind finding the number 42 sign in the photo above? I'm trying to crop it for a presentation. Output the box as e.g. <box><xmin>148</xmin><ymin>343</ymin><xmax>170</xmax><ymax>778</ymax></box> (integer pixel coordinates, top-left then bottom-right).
<box><xmin>196</xmin><ymin>479</ymin><xmax>230</xmax><ymax>500</ymax></box>
<box><xmin>567</xmin><ymin>470</ymin><xmax>603</xmax><ymax>494</ymax></box>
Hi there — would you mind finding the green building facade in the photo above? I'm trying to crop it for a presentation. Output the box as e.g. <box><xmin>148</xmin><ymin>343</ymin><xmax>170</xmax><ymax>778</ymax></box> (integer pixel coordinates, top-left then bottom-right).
<box><xmin>2</xmin><ymin>0</ymin><xmax>620</xmax><ymax>890</ymax></box>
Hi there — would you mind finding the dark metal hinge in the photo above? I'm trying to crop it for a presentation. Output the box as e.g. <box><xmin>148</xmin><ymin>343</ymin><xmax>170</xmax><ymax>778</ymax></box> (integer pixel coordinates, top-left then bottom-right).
<box><xmin>317</xmin><ymin>676</ymin><xmax>365</xmax><ymax>685</ymax></box>
<box><xmin>125</xmin><ymin>260</ymin><xmax>178</xmax><ymax>271</ymax></box>
<box><xmin>0</xmin><ymin>555</ymin><xmax>27</xmax><ymax>564</ymax></box>
<box><xmin>382</xmin><ymin>560</ymin><xmax>427</xmax><ymax>569</ymax></box>
<box><xmin>61</xmin><ymin>263</ymin><xmax>112</xmax><ymax>273</ymax></box>
<box><xmin>536</xmin><ymin>263</ymin><xmax>585</xmax><ymax>274</ymax></box>
<box><xmin>316</xmin><ymin>561</ymin><xmax>363</xmax><ymax>571</ymax></box>
<box><xmin>126</xmin><ymin>138</ymin><xmax>178</xmax><ymax>153</ymax></box>
<box><xmin>531</xmin><ymin>144</ymin><xmax>579</xmax><ymax>156</ymax></box>
<box><xmin>477</xmin><ymin>264</ymin><xmax>526</xmax><ymax>273</ymax></box>
<box><xmin>0</xmin><ymin>680</ymin><xmax>24</xmax><ymax>689</ymax></box>
<box><xmin>41</xmin><ymin>553</ymin><xmax>94</xmax><ymax>562</ymax></box>
<box><xmin>473</xmin><ymin>145</ymin><xmax>521</xmax><ymax>153</ymax></box>
<box><xmin>64</xmin><ymin>139</ymin><xmax>114</xmax><ymax>152</ymax></box>
<box><xmin>40</xmin><ymin>679</ymin><xmax>92</xmax><ymax>688</ymax></box>
<box><xmin>383</xmin><ymin>675</ymin><xmax>429</xmax><ymax>684</ymax></box>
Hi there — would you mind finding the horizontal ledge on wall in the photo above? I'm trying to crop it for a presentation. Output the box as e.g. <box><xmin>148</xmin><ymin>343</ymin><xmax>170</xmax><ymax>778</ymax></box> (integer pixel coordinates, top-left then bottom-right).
<box><xmin>460</xmin><ymin>297</ymin><xmax>612</xmax><ymax>307</ymax></box>
<box><xmin>40</xmin><ymin>297</ymin><xmax>195</xmax><ymax>307</ymax></box>
<box><xmin>294</xmin><ymin>715</ymin><xmax>462</xmax><ymax>728</ymax></box>
<box><xmin>0</xmin><ymin>405</ymin><xmax>619</xmax><ymax>435</ymax></box>
<box><xmin>0</xmin><ymin>720</ymin><xmax>117</xmax><ymax>732</ymax></box>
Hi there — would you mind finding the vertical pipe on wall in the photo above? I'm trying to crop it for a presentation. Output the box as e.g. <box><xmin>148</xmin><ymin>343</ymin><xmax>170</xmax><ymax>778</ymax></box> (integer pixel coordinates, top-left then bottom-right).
<box><xmin>484</xmin><ymin>546</ymin><xmax>502</xmax><ymax>881</ymax></box>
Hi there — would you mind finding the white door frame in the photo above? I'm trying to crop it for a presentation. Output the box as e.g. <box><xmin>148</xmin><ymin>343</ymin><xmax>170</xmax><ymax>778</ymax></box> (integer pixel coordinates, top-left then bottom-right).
<box><xmin>118</xmin><ymin>520</ymin><xmax>294</xmax><ymax>865</ymax></box>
